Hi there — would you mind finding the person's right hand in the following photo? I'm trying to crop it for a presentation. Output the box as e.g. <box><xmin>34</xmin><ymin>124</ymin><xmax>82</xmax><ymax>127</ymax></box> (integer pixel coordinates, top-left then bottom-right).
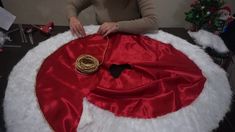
<box><xmin>69</xmin><ymin>17</ymin><xmax>86</xmax><ymax>37</ymax></box>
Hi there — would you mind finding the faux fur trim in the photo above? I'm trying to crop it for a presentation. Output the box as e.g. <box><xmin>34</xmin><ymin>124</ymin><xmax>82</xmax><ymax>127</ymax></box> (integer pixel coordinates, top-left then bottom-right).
<box><xmin>4</xmin><ymin>25</ymin><xmax>232</xmax><ymax>132</ymax></box>
<box><xmin>188</xmin><ymin>30</ymin><xmax>229</xmax><ymax>53</ymax></box>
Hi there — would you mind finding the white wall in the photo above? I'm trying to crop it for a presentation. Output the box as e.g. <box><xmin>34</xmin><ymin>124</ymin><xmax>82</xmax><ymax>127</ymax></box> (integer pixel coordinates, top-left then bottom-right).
<box><xmin>2</xmin><ymin>0</ymin><xmax>235</xmax><ymax>27</ymax></box>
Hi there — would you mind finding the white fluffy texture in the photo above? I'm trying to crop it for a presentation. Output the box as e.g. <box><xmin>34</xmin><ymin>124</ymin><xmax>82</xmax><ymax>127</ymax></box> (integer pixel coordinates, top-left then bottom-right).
<box><xmin>188</xmin><ymin>29</ymin><xmax>229</xmax><ymax>53</ymax></box>
<box><xmin>4</xmin><ymin>26</ymin><xmax>231</xmax><ymax>132</ymax></box>
<box><xmin>0</xmin><ymin>31</ymin><xmax>10</xmax><ymax>46</ymax></box>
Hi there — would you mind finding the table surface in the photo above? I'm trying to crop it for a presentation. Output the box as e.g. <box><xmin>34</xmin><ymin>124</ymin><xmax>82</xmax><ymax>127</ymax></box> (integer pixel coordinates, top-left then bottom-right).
<box><xmin>0</xmin><ymin>25</ymin><xmax>234</xmax><ymax>132</ymax></box>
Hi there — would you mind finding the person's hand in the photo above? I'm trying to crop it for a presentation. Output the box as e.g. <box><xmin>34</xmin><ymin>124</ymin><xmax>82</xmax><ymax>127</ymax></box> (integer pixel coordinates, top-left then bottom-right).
<box><xmin>69</xmin><ymin>16</ymin><xmax>86</xmax><ymax>37</ymax></box>
<box><xmin>97</xmin><ymin>22</ymin><xmax>119</xmax><ymax>37</ymax></box>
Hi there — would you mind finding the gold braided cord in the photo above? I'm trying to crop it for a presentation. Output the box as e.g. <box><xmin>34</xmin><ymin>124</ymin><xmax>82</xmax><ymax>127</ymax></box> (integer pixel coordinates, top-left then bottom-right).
<box><xmin>75</xmin><ymin>36</ymin><xmax>109</xmax><ymax>74</ymax></box>
<box><xmin>75</xmin><ymin>54</ymin><xmax>99</xmax><ymax>74</ymax></box>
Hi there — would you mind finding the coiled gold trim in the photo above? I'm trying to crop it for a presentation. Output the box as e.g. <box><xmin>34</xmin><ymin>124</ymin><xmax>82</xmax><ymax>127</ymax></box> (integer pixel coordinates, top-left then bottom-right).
<box><xmin>75</xmin><ymin>54</ymin><xmax>99</xmax><ymax>74</ymax></box>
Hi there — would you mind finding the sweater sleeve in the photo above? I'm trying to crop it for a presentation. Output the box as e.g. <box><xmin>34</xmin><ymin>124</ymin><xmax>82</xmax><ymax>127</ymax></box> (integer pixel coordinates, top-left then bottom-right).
<box><xmin>66</xmin><ymin>0</ymin><xmax>92</xmax><ymax>19</ymax></box>
<box><xmin>117</xmin><ymin>0</ymin><xmax>159</xmax><ymax>34</ymax></box>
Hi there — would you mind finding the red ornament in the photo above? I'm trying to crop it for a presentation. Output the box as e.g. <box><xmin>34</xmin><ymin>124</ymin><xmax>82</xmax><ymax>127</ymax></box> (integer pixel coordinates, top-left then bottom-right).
<box><xmin>190</xmin><ymin>0</ymin><xmax>199</xmax><ymax>7</ymax></box>
<box><xmin>208</xmin><ymin>20</ymin><xmax>212</xmax><ymax>25</ymax></box>
<box><xmin>209</xmin><ymin>7</ymin><xmax>217</xmax><ymax>13</ymax></box>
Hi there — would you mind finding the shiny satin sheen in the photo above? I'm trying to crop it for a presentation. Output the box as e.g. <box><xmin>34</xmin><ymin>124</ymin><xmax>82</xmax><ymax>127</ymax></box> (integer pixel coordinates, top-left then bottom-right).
<box><xmin>36</xmin><ymin>33</ymin><xmax>206</xmax><ymax>132</ymax></box>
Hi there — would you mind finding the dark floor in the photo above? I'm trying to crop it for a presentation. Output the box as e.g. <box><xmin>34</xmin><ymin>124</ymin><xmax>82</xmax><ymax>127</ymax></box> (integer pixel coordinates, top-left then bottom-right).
<box><xmin>0</xmin><ymin>25</ymin><xmax>234</xmax><ymax>132</ymax></box>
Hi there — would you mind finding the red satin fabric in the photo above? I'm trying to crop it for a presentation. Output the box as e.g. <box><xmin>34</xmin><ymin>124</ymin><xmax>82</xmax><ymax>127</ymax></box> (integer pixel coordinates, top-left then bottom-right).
<box><xmin>36</xmin><ymin>33</ymin><xmax>206</xmax><ymax>132</ymax></box>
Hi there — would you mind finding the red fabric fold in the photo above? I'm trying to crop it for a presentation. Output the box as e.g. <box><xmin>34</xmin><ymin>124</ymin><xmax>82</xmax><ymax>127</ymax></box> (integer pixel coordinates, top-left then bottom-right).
<box><xmin>36</xmin><ymin>33</ymin><xmax>206</xmax><ymax>132</ymax></box>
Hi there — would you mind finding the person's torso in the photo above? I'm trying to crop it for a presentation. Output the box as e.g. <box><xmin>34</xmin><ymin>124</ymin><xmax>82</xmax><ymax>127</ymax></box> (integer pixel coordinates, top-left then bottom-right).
<box><xmin>91</xmin><ymin>0</ymin><xmax>141</xmax><ymax>23</ymax></box>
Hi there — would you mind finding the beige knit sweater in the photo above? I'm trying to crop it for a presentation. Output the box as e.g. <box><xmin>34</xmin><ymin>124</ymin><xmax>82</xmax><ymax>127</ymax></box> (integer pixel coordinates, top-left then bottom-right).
<box><xmin>67</xmin><ymin>0</ymin><xmax>158</xmax><ymax>34</ymax></box>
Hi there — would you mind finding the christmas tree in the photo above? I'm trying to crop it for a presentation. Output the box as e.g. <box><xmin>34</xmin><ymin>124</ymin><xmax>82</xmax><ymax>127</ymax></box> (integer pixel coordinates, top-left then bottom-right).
<box><xmin>185</xmin><ymin>0</ymin><xmax>225</xmax><ymax>32</ymax></box>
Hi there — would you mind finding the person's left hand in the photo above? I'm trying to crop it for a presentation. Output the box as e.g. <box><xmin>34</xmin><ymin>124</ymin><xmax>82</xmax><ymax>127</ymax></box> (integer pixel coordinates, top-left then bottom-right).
<box><xmin>97</xmin><ymin>22</ymin><xmax>119</xmax><ymax>37</ymax></box>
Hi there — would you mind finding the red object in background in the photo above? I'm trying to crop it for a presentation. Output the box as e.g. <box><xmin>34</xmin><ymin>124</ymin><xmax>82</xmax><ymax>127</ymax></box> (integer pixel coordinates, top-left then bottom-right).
<box><xmin>36</xmin><ymin>33</ymin><xmax>206</xmax><ymax>132</ymax></box>
<box><xmin>0</xmin><ymin>48</ymin><xmax>3</xmax><ymax>52</ymax></box>
<box><xmin>39</xmin><ymin>22</ymin><xmax>54</xmax><ymax>34</ymax></box>
<box><xmin>31</xmin><ymin>22</ymin><xmax>54</xmax><ymax>34</ymax></box>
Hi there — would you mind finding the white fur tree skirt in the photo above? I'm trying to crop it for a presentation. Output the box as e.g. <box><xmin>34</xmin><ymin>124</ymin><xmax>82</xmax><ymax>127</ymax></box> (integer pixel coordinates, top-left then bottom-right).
<box><xmin>4</xmin><ymin>26</ymin><xmax>232</xmax><ymax>132</ymax></box>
